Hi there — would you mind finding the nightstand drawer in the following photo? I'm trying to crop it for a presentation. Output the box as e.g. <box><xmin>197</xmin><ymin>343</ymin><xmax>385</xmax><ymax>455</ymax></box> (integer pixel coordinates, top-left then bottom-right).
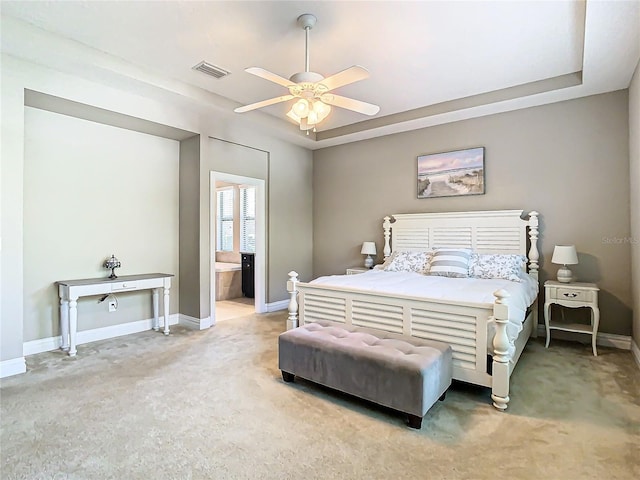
<box><xmin>556</xmin><ymin>288</ymin><xmax>588</xmax><ymax>301</ymax></box>
<box><xmin>346</xmin><ymin>268</ymin><xmax>368</xmax><ymax>275</ymax></box>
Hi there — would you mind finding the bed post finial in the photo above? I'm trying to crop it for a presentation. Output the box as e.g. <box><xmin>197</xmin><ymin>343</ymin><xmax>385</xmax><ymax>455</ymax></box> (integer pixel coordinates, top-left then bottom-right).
<box><xmin>287</xmin><ymin>271</ymin><xmax>299</xmax><ymax>330</ymax></box>
<box><xmin>383</xmin><ymin>216</ymin><xmax>392</xmax><ymax>259</ymax></box>
<box><xmin>491</xmin><ymin>289</ymin><xmax>511</xmax><ymax>411</ymax></box>
<box><xmin>527</xmin><ymin>211</ymin><xmax>539</xmax><ymax>278</ymax></box>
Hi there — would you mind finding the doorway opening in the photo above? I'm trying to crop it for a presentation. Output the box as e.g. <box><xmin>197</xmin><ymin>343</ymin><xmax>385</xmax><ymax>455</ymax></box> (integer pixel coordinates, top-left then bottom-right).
<box><xmin>210</xmin><ymin>172</ymin><xmax>266</xmax><ymax>324</ymax></box>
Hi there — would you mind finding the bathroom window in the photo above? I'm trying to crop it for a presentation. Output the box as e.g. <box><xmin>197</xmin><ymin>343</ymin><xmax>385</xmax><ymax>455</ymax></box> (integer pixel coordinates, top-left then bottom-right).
<box><xmin>240</xmin><ymin>186</ymin><xmax>256</xmax><ymax>253</ymax></box>
<box><xmin>217</xmin><ymin>188</ymin><xmax>234</xmax><ymax>251</ymax></box>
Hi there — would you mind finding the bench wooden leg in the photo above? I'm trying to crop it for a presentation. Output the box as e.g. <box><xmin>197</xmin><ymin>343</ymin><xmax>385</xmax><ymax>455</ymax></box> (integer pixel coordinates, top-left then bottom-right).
<box><xmin>407</xmin><ymin>414</ymin><xmax>423</xmax><ymax>429</ymax></box>
<box><xmin>281</xmin><ymin>371</ymin><xmax>295</xmax><ymax>383</ymax></box>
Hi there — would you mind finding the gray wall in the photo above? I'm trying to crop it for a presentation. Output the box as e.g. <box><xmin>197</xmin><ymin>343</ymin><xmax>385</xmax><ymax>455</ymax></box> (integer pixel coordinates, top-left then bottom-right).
<box><xmin>1</xmin><ymin>53</ymin><xmax>313</xmax><ymax>369</ymax></box>
<box><xmin>179</xmin><ymin>135</ymin><xmax>201</xmax><ymax>319</ymax></box>
<box><xmin>313</xmin><ymin>91</ymin><xmax>632</xmax><ymax>336</ymax></box>
<box><xmin>23</xmin><ymin>107</ymin><xmax>180</xmax><ymax>341</ymax></box>
<box><xmin>630</xmin><ymin>60</ymin><xmax>640</xmax><ymax>351</ymax></box>
<box><xmin>198</xmin><ymin>138</ymin><xmax>269</xmax><ymax>318</ymax></box>
<box><xmin>194</xmin><ymin>135</ymin><xmax>313</xmax><ymax>317</ymax></box>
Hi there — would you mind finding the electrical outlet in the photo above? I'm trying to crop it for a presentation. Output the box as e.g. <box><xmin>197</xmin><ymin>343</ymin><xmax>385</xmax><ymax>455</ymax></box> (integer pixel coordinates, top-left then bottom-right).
<box><xmin>108</xmin><ymin>300</ymin><xmax>117</xmax><ymax>313</ymax></box>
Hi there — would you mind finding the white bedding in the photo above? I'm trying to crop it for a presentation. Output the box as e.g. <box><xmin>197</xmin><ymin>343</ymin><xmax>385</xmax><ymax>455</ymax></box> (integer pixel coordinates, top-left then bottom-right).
<box><xmin>310</xmin><ymin>270</ymin><xmax>539</xmax><ymax>353</ymax></box>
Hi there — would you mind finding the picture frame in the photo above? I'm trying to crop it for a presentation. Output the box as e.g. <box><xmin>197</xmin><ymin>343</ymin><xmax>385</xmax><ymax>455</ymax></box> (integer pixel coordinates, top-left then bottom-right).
<box><xmin>417</xmin><ymin>147</ymin><xmax>485</xmax><ymax>198</ymax></box>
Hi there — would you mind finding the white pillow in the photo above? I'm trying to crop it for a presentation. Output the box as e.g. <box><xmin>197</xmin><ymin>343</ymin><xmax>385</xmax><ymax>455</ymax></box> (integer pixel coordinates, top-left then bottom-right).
<box><xmin>428</xmin><ymin>248</ymin><xmax>472</xmax><ymax>278</ymax></box>
<box><xmin>382</xmin><ymin>250</ymin><xmax>433</xmax><ymax>274</ymax></box>
<box><xmin>469</xmin><ymin>253</ymin><xmax>527</xmax><ymax>282</ymax></box>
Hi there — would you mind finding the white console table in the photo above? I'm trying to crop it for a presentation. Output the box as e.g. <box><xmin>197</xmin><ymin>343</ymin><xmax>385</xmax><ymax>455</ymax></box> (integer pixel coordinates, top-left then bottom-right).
<box><xmin>56</xmin><ymin>273</ymin><xmax>174</xmax><ymax>357</ymax></box>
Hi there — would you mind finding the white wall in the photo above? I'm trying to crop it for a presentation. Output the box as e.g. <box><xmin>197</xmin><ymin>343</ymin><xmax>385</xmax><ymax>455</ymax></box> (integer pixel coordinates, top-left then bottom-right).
<box><xmin>23</xmin><ymin>107</ymin><xmax>179</xmax><ymax>341</ymax></box>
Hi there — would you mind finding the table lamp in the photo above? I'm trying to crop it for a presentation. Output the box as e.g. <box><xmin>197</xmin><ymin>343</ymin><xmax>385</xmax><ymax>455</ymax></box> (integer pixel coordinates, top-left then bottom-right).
<box><xmin>551</xmin><ymin>245</ymin><xmax>578</xmax><ymax>283</ymax></box>
<box><xmin>104</xmin><ymin>254</ymin><xmax>121</xmax><ymax>279</ymax></box>
<box><xmin>361</xmin><ymin>242</ymin><xmax>377</xmax><ymax>269</ymax></box>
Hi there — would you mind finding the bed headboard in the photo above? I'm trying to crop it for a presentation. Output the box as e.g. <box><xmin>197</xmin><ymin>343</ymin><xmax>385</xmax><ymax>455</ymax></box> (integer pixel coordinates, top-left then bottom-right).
<box><xmin>382</xmin><ymin>210</ymin><xmax>539</xmax><ymax>277</ymax></box>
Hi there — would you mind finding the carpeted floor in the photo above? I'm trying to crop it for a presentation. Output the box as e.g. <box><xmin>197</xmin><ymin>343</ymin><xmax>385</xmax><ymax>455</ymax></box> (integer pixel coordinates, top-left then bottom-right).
<box><xmin>1</xmin><ymin>311</ymin><xmax>639</xmax><ymax>480</ymax></box>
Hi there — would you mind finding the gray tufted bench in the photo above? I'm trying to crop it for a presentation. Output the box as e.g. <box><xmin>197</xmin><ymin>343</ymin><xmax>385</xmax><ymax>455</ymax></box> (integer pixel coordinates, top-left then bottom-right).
<box><xmin>278</xmin><ymin>320</ymin><xmax>452</xmax><ymax>429</ymax></box>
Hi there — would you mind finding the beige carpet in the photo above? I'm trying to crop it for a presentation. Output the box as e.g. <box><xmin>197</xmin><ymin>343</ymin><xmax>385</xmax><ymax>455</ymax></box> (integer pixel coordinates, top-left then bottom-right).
<box><xmin>1</xmin><ymin>311</ymin><xmax>638</xmax><ymax>480</ymax></box>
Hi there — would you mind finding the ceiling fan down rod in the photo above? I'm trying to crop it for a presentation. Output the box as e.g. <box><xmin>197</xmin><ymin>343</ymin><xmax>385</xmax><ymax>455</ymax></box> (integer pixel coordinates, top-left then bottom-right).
<box><xmin>305</xmin><ymin>25</ymin><xmax>310</xmax><ymax>72</ymax></box>
<box><xmin>297</xmin><ymin>14</ymin><xmax>317</xmax><ymax>74</ymax></box>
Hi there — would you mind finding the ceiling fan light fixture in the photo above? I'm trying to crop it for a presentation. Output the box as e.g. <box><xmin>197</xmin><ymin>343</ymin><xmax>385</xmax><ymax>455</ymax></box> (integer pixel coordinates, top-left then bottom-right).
<box><xmin>313</xmin><ymin>100</ymin><xmax>331</xmax><ymax>117</ymax></box>
<box><xmin>286</xmin><ymin>107</ymin><xmax>313</xmax><ymax>131</ymax></box>
<box><xmin>286</xmin><ymin>109</ymin><xmax>300</xmax><ymax>122</ymax></box>
<box><xmin>307</xmin><ymin>110</ymin><xmax>319</xmax><ymax>125</ymax></box>
<box><xmin>293</xmin><ymin>99</ymin><xmax>309</xmax><ymax>117</ymax></box>
<box><xmin>287</xmin><ymin>98</ymin><xmax>331</xmax><ymax>130</ymax></box>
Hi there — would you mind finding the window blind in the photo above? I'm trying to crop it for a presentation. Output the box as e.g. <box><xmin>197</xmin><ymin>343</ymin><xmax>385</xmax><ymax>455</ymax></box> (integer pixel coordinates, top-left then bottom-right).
<box><xmin>240</xmin><ymin>186</ymin><xmax>256</xmax><ymax>253</ymax></box>
<box><xmin>216</xmin><ymin>188</ymin><xmax>234</xmax><ymax>251</ymax></box>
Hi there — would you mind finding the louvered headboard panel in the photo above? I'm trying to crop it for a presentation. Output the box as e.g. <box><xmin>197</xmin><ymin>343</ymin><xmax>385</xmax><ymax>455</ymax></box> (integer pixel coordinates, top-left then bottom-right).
<box><xmin>382</xmin><ymin>210</ymin><xmax>539</xmax><ymax>266</ymax></box>
<box><xmin>393</xmin><ymin>228</ymin><xmax>431</xmax><ymax>250</ymax></box>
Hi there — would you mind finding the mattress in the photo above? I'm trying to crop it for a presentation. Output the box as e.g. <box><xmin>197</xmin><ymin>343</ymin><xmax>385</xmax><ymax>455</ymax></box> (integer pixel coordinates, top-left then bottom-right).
<box><xmin>310</xmin><ymin>270</ymin><xmax>539</xmax><ymax>352</ymax></box>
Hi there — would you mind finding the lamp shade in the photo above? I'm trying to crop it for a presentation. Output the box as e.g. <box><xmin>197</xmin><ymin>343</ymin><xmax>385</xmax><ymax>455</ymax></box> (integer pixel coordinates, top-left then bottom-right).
<box><xmin>360</xmin><ymin>242</ymin><xmax>377</xmax><ymax>255</ymax></box>
<box><xmin>551</xmin><ymin>245</ymin><xmax>578</xmax><ymax>265</ymax></box>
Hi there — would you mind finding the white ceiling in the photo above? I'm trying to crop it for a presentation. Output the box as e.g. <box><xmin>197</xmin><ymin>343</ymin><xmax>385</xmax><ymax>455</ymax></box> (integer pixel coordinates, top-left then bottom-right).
<box><xmin>1</xmin><ymin>1</ymin><xmax>639</xmax><ymax>149</ymax></box>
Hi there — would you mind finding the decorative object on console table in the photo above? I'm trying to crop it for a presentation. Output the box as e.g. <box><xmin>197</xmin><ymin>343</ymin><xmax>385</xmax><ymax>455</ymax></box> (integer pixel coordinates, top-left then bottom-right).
<box><xmin>544</xmin><ymin>280</ymin><xmax>599</xmax><ymax>356</ymax></box>
<box><xmin>551</xmin><ymin>245</ymin><xmax>578</xmax><ymax>283</ymax></box>
<box><xmin>417</xmin><ymin>147</ymin><xmax>485</xmax><ymax>199</ymax></box>
<box><xmin>360</xmin><ymin>242</ymin><xmax>376</xmax><ymax>269</ymax></box>
<box><xmin>103</xmin><ymin>254</ymin><xmax>121</xmax><ymax>279</ymax></box>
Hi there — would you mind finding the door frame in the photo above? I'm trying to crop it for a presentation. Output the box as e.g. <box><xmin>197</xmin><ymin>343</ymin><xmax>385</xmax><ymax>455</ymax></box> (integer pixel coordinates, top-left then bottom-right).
<box><xmin>210</xmin><ymin>171</ymin><xmax>266</xmax><ymax>322</ymax></box>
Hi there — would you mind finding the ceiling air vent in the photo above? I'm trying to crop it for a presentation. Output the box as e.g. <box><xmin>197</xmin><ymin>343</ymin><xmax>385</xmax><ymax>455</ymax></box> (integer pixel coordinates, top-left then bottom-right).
<box><xmin>192</xmin><ymin>61</ymin><xmax>230</xmax><ymax>79</ymax></box>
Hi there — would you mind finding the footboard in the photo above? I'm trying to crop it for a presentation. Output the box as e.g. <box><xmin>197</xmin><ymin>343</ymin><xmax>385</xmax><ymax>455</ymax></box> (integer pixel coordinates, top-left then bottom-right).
<box><xmin>286</xmin><ymin>272</ymin><xmax>514</xmax><ymax>410</ymax></box>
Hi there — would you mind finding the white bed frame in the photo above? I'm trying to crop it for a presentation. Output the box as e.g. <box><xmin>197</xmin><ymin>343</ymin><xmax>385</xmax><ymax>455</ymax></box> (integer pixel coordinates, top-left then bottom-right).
<box><xmin>286</xmin><ymin>210</ymin><xmax>540</xmax><ymax>410</ymax></box>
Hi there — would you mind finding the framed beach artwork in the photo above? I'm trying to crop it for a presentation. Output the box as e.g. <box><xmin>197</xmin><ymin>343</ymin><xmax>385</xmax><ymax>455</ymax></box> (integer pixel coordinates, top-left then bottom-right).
<box><xmin>417</xmin><ymin>147</ymin><xmax>485</xmax><ymax>199</ymax></box>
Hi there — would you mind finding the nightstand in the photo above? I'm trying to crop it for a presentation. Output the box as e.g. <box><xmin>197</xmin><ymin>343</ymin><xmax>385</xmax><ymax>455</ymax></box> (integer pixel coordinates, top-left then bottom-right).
<box><xmin>346</xmin><ymin>267</ymin><xmax>369</xmax><ymax>275</ymax></box>
<box><xmin>544</xmin><ymin>280</ymin><xmax>600</xmax><ymax>356</ymax></box>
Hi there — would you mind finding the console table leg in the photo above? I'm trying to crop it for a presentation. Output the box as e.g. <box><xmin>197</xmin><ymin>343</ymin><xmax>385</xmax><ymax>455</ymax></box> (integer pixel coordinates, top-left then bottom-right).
<box><xmin>152</xmin><ymin>288</ymin><xmax>160</xmax><ymax>331</ymax></box>
<box><xmin>60</xmin><ymin>299</ymin><xmax>70</xmax><ymax>351</ymax></box>
<box><xmin>591</xmin><ymin>306</ymin><xmax>600</xmax><ymax>357</ymax></box>
<box><xmin>163</xmin><ymin>287</ymin><xmax>170</xmax><ymax>335</ymax></box>
<box><xmin>68</xmin><ymin>298</ymin><xmax>78</xmax><ymax>356</ymax></box>
<box><xmin>543</xmin><ymin>302</ymin><xmax>551</xmax><ymax>348</ymax></box>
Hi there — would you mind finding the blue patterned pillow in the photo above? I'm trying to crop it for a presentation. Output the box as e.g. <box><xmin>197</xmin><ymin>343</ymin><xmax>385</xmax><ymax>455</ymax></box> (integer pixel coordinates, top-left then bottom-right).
<box><xmin>428</xmin><ymin>248</ymin><xmax>472</xmax><ymax>278</ymax></box>
<box><xmin>383</xmin><ymin>250</ymin><xmax>434</xmax><ymax>274</ymax></box>
<box><xmin>469</xmin><ymin>253</ymin><xmax>526</xmax><ymax>282</ymax></box>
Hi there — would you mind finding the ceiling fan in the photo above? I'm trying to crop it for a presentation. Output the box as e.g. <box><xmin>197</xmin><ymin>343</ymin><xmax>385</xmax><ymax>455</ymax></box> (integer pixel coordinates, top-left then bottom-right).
<box><xmin>234</xmin><ymin>13</ymin><xmax>380</xmax><ymax>131</ymax></box>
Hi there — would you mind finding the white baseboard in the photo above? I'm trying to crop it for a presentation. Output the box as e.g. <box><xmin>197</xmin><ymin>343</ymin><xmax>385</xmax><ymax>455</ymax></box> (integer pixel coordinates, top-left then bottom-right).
<box><xmin>592</xmin><ymin>332</ymin><xmax>631</xmax><ymax>350</ymax></box>
<box><xmin>632</xmin><ymin>339</ymin><xmax>640</xmax><ymax>370</ymax></box>
<box><xmin>538</xmin><ymin>324</ymin><xmax>631</xmax><ymax>350</ymax></box>
<box><xmin>179</xmin><ymin>314</ymin><xmax>211</xmax><ymax>330</ymax></box>
<box><xmin>0</xmin><ymin>356</ymin><xmax>27</xmax><ymax>379</ymax></box>
<box><xmin>266</xmin><ymin>300</ymin><xmax>289</xmax><ymax>312</ymax></box>
<box><xmin>537</xmin><ymin>325</ymin><xmax>631</xmax><ymax>350</ymax></box>
<box><xmin>23</xmin><ymin>314</ymin><xmax>180</xmax><ymax>357</ymax></box>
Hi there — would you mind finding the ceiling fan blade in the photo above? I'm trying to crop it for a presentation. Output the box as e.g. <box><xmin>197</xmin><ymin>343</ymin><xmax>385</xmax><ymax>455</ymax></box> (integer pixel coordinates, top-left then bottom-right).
<box><xmin>320</xmin><ymin>94</ymin><xmax>380</xmax><ymax>116</ymax></box>
<box><xmin>319</xmin><ymin>66</ymin><xmax>370</xmax><ymax>91</ymax></box>
<box><xmin>245</xmin><ymin>67</ymin><xmax>294</xmax><ymax>88</ymax></box>
<box><xmin>234</xmin><ymin>95</ymin><xmax>295</xmax><ymax>113</ymax></box>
